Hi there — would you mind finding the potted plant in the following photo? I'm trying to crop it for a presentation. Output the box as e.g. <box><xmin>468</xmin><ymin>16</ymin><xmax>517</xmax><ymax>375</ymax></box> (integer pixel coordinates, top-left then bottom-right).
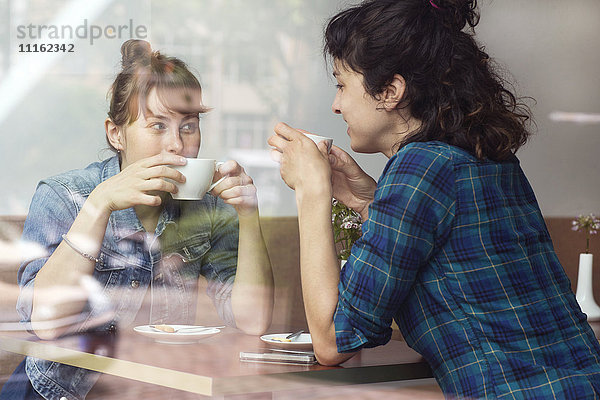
<box><xmin>572</xmin><ymin>214</ymin><xmax>600</xmax><ymax>321</ymax></box>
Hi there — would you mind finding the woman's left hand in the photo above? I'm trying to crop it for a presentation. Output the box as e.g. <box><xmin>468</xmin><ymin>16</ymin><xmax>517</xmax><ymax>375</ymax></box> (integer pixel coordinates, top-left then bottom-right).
<box><xmin>268</xmin><ymin>122</ymin><xmax>332</xmax><ymax>194</ymax></box>
<box><xmin>210</xmin><ymin>160</ymin><xmax>258</xmax><ymax>217</ymax></box>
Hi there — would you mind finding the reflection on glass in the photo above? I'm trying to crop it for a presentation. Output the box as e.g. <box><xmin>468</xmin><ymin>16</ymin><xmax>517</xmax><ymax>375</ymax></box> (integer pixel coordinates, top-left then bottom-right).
<box><xmin>0</xmin><ymin>39</ymin><xmax>273</xmax><ymax>399</ymax></box>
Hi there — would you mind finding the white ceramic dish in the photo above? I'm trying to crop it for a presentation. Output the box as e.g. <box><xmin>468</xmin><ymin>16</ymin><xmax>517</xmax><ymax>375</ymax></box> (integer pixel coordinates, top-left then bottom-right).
<box><xmin>260</xmin><ymin>333</ymin><xmax>313</xmax><ymax>351</ymax></box>
<box><xmin>133</xmin><ymin>325</ymin><xmax>221</xmax><ymax>344</ymax></box>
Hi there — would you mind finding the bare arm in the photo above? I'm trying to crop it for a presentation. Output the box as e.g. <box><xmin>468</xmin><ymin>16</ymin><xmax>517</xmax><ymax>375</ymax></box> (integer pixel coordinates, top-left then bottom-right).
<box><xmin>231</xmin><ymin>212</ymin><xmax>274</xmax><ymax>335</ymax></box>
<box><xmin>31</xmin><ymin>192</ymin><xmax>111</xmax><ymax>339</ymax></box>
<box><xmin>296</xmin><ymin>186</ymin><xmax>357</xmax><ymax>365</ymax></box>
<box><xmin>210</xmin><ymin>161</ymin><xmax>274</xmax><ymax>335</ymax></box>
<box><xmin>269</xmin><ymin>122</ymin><xmax>358</xmax><ymax>365</ymax></box>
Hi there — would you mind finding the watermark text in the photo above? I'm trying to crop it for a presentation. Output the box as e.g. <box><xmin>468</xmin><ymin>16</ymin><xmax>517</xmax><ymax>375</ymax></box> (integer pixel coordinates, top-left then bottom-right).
<box><xmin>16</xmin><ymin>19</ymin><xmax>148</xmax><ymax>45</ymax></box>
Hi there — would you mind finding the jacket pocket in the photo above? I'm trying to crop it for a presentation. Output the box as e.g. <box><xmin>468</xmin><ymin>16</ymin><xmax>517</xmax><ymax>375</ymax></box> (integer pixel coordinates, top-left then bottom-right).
<box><xmin>164</xmin><ymin>232</ymin><xmax>211</xmax><ymax>263</ymax></box>
<box><xmin>93</xmin><ymin>248</ymin><xmax>139</xmax><ymax>288</ymax></box>
<box><xmin>96</xmin><ymin>249</ymin><xmax>130</xmax><ymax>271</ymax></box>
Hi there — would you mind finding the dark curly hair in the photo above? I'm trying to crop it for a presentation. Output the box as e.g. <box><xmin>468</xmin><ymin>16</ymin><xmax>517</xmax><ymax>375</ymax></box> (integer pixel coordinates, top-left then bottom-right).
<box><xmin>324</xmin><ymin>0</ymin><xmax>533</xmax><ymax>161</ymax></box>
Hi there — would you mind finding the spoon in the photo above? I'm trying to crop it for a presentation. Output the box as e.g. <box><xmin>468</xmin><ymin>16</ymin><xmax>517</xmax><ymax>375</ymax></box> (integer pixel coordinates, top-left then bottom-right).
<box><xmin>285</xmin><ymin>330</ymin><xmax>304</xmax><ymax>341</ymax></box>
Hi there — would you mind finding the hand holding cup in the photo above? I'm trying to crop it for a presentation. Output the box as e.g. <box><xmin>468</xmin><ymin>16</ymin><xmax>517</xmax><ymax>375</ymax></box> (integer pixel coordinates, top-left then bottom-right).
<box><xmin>209</xmin><ymin>160</ymin><xmax>259</xmax><ymax>216</ymax></box>
<box><xmin>91</xmin><ymin>152</ymin><xmax>187</xmax><ymax>212</ymax></box>
<box><xmin>268</xmin><ymin>122</ymin><xmax>334</xmax><ymax>192</ymax></box>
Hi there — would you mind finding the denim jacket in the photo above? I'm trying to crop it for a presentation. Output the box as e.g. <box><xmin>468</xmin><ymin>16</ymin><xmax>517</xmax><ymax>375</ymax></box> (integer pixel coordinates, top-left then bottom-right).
<box><xmin>16</xmin><ymin>156</ymin><xmax>239</xmax><ymax>400</ymax></box>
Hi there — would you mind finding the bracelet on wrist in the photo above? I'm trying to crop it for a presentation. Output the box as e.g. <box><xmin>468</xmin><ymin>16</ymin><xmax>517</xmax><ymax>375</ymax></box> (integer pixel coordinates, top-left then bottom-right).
<box><xmin>61</xmin><ymin>234</ymin><xmax>99</xmax><ymax>263</ymax></box>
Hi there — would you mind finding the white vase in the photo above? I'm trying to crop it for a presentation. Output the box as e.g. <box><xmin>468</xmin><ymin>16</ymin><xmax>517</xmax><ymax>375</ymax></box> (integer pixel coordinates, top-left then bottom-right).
<box><xmin>575</xmin><ymin>253</ymin><xmax>600</xmax><ymax>322</ymax></box>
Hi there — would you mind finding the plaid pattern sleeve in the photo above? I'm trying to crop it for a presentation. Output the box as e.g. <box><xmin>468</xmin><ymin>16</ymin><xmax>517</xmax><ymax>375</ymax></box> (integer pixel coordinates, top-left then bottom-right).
<box><xmin>334</xmin><ymin>142</ymin><xmax>456</xmax><ymax>351</ymax></box>
<box><xmin>334</xmin><ymin>141</ymin><xmax>600</xmax><ymax>399</ymax></box>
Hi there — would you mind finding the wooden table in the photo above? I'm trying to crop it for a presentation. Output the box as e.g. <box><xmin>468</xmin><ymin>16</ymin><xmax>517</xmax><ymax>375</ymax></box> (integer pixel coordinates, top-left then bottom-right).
<box><xmin>0</xmin><ymin>327</ymin><xmax>433</xmax><ymax>398</ymax></box>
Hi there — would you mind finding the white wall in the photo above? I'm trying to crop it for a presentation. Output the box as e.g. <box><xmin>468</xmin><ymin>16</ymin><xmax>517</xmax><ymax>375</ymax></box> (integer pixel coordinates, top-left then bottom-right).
<box><xmin>0</xmin><ymin>0</ymin><xmax>598</xmax><ymax>216</ymax></box>
<box><xmin>476</xmin><ymin>0</ymin><xmax>600</xmax><ymax>216</ymax></box>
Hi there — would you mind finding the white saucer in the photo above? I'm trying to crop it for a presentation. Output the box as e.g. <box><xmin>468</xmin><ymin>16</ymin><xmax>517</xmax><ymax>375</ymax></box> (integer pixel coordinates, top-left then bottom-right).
<box><xmin>260</xmin><ymin>333</ymin><xmax>313</xmax><ymax>351</ymax></box>
<box><xmin>133</xmin><ymin>325</ymin><xmax>221</xmax><ymax>344</ymax></box>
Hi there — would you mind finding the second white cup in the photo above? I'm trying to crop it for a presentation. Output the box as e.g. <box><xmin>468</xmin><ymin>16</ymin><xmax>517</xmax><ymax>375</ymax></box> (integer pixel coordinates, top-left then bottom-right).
<box><xmin>303</xmin><ymin>133</ymin><xmax>333</xmax><ymax>152</ymax></box>
<box><xmin>170</xmin><ymin>158</ymin><xmax>225</xmax><ymax>200</ymax></box>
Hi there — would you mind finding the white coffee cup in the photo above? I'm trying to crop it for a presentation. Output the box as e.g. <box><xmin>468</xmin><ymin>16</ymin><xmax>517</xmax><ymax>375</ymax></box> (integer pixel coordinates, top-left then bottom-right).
<box><xmin>303</xmin><ymin>133</ymin><xmax>333</xmax><ymax>152</ymax></box>
<box><xmin>170</xmin><ymin>158</ymin><xmax>225</xmax><ymax>200</ymax></box>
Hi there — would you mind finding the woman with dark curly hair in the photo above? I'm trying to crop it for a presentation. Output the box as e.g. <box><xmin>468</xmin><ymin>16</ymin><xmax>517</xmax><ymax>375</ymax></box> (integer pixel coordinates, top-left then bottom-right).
<box><xmin>269</xmin><ymin>0</ymin><xmax>600</xmax><ymax>397</ymax></box>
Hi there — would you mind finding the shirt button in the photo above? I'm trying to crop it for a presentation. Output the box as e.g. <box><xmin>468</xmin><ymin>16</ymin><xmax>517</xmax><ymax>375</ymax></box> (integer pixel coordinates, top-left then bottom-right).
<box><xmin>60</xmin><ymin>397</ymin><xmax>67</xmax><ymax>400</ymax></box>
<box><xmin>154</xmin><ymin>273</ymin><xmax>163</xmax><ymax>281</ymax></box>
<box><xmin>130</xmin><ymin>280</ymin><xmax>140</xmax><ymax>288</ymax></box>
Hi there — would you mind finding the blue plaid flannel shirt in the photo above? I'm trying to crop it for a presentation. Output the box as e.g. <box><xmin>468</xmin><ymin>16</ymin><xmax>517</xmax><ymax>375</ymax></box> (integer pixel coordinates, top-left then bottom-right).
<box><xmin>334</xmin><ymin>141</ymin><xmax>600</xmax><ymax>399</ymax></box>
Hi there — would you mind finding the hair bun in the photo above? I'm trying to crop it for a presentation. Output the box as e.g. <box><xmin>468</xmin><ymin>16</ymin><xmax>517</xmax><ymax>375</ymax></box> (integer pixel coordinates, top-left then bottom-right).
<box><xmin>120</xmin><ymin>39</ymin><xmax>152</xmax><ymax>68</ymax></box>
<box><xmin>434</xmin><ymin>0</ymin><xmax>480</xmax><ymax>31</ymax></box>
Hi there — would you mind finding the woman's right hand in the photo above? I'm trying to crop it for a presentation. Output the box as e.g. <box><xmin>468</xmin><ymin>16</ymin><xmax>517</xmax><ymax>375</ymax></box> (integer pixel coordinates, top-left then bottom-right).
<box><xmin>90</xmin><ymin>152</ymin><xmax>187</xmax><ymax>212</ymax></box>
<box><xmin>329</xmin><ymin>145</ymin><xmax>376</xmax><ymax>221</ymax></box>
